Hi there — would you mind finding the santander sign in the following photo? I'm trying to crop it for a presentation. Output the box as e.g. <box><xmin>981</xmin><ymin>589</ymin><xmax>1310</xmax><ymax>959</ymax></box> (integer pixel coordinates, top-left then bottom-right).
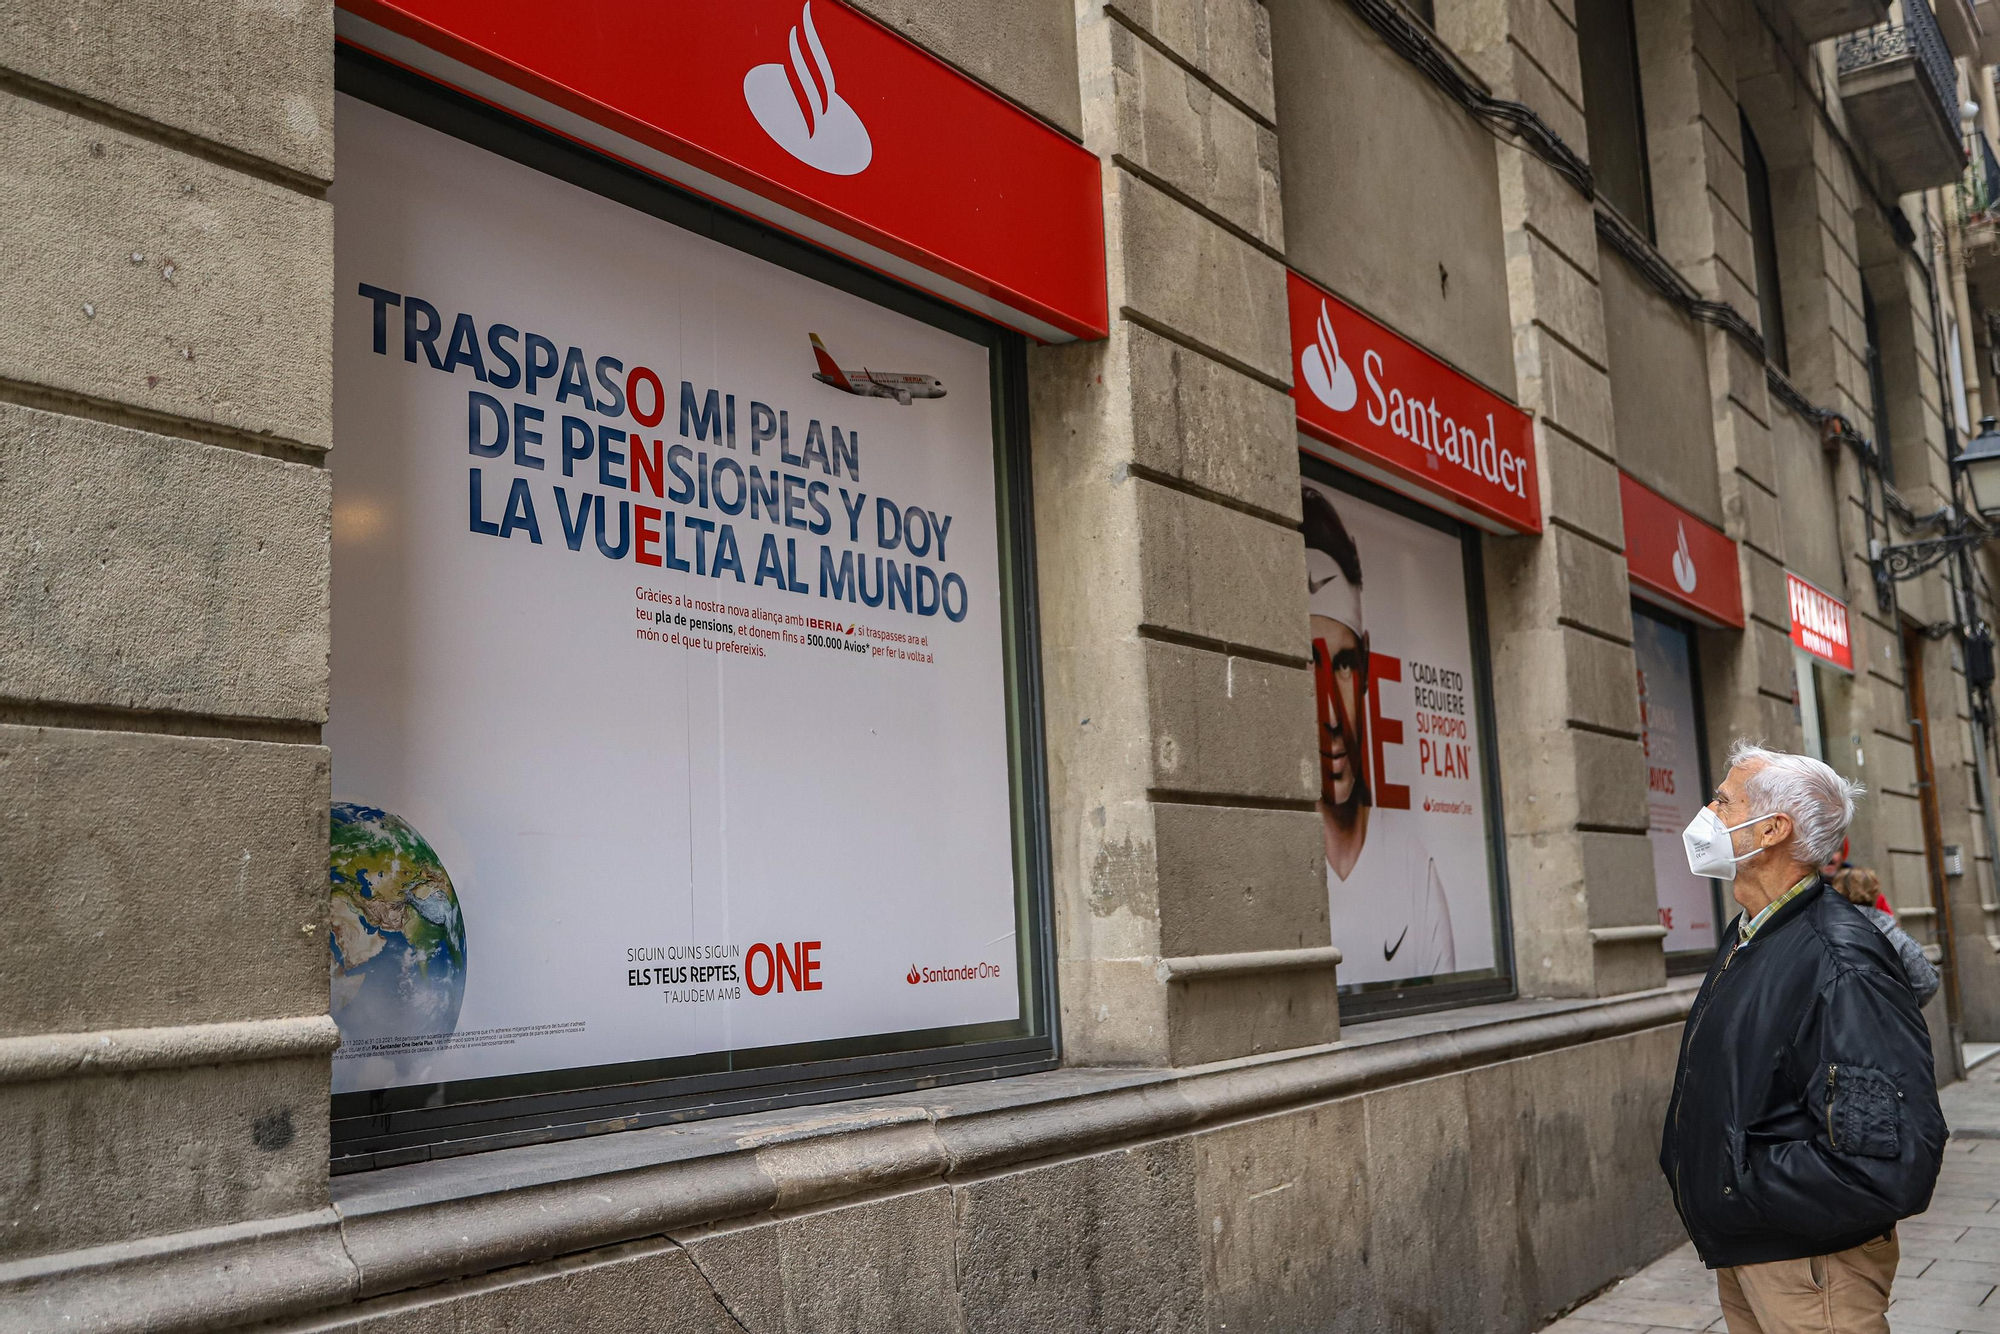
<box><xmin>1288</xmin><ymin>270</ymin><xmax>1540</xmax><ymax>534</ymax></box>
<box><xmin>743</xmin><ymin>2</ymin><xmax>873</xmax><ymax>175</ymax></box>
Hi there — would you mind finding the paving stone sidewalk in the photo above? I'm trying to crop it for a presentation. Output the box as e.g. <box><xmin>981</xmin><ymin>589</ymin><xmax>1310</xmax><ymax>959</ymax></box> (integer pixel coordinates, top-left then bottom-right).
<box><xmin>1544</xmin><ymin>1057</ymin><xmax>2000</xmax><ymax>1334</ymax></box>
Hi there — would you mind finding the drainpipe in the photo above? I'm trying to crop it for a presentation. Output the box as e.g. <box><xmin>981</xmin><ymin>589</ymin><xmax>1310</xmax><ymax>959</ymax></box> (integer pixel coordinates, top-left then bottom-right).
<box><xmin>1950</xmin><ymin>218</ymin><xmax>1983</xmax><ymax>422</ymax></box>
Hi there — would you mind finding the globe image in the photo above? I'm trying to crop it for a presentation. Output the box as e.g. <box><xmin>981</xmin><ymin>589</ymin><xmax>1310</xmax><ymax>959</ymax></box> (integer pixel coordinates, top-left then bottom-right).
<box><xmin>329</xmin><ymin>803</ymin><xmax>467</xmax><ymax>1061</ymax></box>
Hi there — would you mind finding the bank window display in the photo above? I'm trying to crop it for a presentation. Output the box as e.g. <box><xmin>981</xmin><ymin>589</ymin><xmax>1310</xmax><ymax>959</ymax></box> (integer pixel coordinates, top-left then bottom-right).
<box><xmin>1303</xmin><ymin>465</ymin><xmax>1513</xmax><ymax>1016</ymax></box>
<box><xmin>1632</xmin><ymin>605</ymin><xmax>1723</xmax><ymax>961</ymax></box>
<box><xmin>1787</xmin><ymin>570</ymin><xmax>1855</xmax><ymax>768</ymax></box>
<box><xmin>1795</xmin><ymin>651</ymin><xmax>1830</xmax><ymax>761</ymax></box>
<box><xmin>325</xmin><ymin>59</ymin><xmax>1053</xmax><ymax>1167</ymax></box>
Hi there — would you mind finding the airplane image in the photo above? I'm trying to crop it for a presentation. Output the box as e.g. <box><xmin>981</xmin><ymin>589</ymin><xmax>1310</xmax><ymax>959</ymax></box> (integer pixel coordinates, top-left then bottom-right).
<box><xmin>809</xmin><ymin>332</ymin><xmax>946</xmax><ymax>405</ymax></box>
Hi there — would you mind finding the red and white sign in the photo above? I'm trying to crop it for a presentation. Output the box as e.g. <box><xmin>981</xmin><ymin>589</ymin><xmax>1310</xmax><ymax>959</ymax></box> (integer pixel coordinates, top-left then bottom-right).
<box><xmin>336</xmin><ymin>0</ymin><xmax>1107</xmax><ymax>343</ymax></box>
<box><xmin>1786</xmin><ymin>571</ymin><xmax>1854</xmax><ymax>671</ymax></box>
<box><xmin>1619</xmin><ymin>474</ymin><xmax>1743</xmax><ymax>629</ymax></box>
<box><xmin>1287</xmin><ymin>270</ymin><xmax>1540</xmax><ymax>535</ymax></box>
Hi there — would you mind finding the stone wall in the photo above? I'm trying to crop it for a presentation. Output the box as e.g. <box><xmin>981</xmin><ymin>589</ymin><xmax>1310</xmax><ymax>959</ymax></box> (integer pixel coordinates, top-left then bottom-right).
<box><xmin>0</xmin><ymin>0</ymin><xmax>340</xmax><ymax>1287</ymax></box>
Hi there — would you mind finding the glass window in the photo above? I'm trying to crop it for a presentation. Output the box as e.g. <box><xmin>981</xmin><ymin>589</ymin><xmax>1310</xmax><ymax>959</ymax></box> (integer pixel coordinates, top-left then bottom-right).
<box><xmin>1794</xmin><ymin>647</ymin><xmax>1828</xmax><ymax>762</ymax></box>
<box><xmin>1633</xmin><ymin>605</ymin><xmax>1722</xmax><ymax>961</ymax></box>
<box><xmin>1864</xmin><ymin>284</ymin><xmax>1893</xmax><ymax>480</ymax></box>
<box><xmin>1303</xmin><ymin>464</ymin><xmax>1512</xmax><ymax>1018</ymax></box>
<box><xmin>1741</xmin><ymin>111</ymin><xmax>1788</xmax><ymax>373</ymax></box>
<box><xmin>1950</xmin><ymin>317</ymin><xmax>1972</xmax><ymax>436</ymax></box>
<box><xmin>1577</xmin><ymin>0</ymin><xmax>1654</xmax><ymax>236</ymax></box>
<box><xmin>326</xmin><ymin>57</ymin><xmax>1053</xmax><ymax>1168</ymax></box>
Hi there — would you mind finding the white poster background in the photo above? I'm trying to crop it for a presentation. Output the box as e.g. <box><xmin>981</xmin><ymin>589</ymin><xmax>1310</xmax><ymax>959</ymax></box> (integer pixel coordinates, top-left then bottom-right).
<box><xmin>1306</xmin><ymin>479</ymin><xmax>1501</xmax><ymax>987</ymax></box>
<box><xmin>1633</xmin><ymin>611</ymin><xmax>1719</xmax><ymax>951</ymax></box>
<box><xmin>328</xmin><ymin>96</ymin><xmax>1021</xmax><ymax>1094</ymax></box>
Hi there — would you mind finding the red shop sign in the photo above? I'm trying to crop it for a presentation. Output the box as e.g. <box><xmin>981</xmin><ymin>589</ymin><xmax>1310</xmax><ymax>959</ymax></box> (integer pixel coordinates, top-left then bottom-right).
<box><xmin>336</xmin><ymin>0</ymin><xmax>1107</xmax><ymax>343</ymax></box>
<box><xmin>1287</xmin><ymin>270</ymin><xmax>1540</xmax><ymax>534</ymax></box>
<box><xmin>1786</xmin><ymin>571</ymin><xmax>1854</xmax><ymax>672</ymax></box>
<box><xmin>1619</xmin><ymin>474</ymin><xmax>1743</xmax><ymax>629</ymax></box>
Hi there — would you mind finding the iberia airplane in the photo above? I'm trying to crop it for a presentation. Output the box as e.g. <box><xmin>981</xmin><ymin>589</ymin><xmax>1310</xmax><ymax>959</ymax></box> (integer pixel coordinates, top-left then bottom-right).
<box><xmin>809</xmin><ymin>332</ymin><xmax>946</xmax><ymax>405</ymax></box>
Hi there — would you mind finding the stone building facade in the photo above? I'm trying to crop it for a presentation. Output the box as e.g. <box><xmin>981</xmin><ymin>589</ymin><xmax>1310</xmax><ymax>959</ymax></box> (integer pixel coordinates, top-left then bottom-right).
<box><xmin>3</xmin><ymin>0</ymin><xmax>1998</xmax><ymax>1330</ymax></box>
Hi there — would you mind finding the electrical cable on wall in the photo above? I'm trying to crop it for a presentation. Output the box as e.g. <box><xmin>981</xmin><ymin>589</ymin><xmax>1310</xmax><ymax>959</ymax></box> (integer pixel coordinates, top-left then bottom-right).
<box><xmin>1342</xmin><ymin>0</ymin><xmax>1594</xmax><ymax>199</ymax></box>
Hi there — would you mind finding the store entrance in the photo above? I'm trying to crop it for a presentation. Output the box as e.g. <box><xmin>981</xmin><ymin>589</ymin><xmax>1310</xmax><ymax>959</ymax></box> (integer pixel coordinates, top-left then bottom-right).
<box><xmin>1902</xmin><ymin>622</ymin><xmax>1963</xmax><ymax>1035</ymax></box>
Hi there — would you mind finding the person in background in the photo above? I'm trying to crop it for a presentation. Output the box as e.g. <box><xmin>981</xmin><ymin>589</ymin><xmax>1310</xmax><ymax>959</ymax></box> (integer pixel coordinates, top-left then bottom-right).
<box><xmin>1660</xmin><ymin>741</ymin><xmax>1946</xmax><ymax>1334</ymax></box>
<box><xmin>1832</xmin><ymin>867</ymin><xmax>1940</xmax><ymax>1007</ymax></box>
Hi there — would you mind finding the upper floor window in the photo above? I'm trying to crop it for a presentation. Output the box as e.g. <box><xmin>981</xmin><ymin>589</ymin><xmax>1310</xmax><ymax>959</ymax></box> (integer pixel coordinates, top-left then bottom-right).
<box><xmin>1864</xmin><ymin>284</ymin><xmax>1893</xmax><ymax>480</ymax></box>
<box><xmin>1577</xmin><ymin>0</ymin><xmax>1654</xmax><ymax>236</ymax></box>
<box><xmin>1741</xmin><ymin>112</ymin><xmax>1789</xmax><ymax>373</ymax></box>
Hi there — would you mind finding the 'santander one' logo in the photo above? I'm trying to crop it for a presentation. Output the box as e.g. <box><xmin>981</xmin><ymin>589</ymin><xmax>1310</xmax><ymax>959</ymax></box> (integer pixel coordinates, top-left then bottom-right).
<box><xmin>907</xmin><ymin>961</ymin><xmax>1003</xmax><ymax>984</ymax></box>
<box><xmin>1300</xmin><ymin>300</ymin><xmax>1357</xmax><ymax>412</ymax></box>
<box><xmin>744</xmin><ymin>2</ymin><xmax>873</xmax><ymax>176</ymax></box>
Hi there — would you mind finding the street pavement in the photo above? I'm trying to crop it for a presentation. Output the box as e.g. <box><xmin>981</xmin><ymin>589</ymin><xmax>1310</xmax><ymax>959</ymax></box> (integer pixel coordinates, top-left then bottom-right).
<box><xmin>1544</xmin><ymin>1054</ymin><xmax>2000</xmax><ymax>1333</ymax></box>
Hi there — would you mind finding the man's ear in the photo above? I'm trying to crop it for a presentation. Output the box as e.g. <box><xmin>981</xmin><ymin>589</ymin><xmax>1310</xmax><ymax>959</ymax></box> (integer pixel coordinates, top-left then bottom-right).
<box><xmin>1760</xmin><ymin>813</ymin><xmax>1794</xmax><ymax>849</ymax></box>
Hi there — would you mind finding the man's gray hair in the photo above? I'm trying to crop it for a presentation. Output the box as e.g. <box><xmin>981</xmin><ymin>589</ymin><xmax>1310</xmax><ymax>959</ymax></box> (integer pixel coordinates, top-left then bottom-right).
<box><xmin>1726</xmin><ymin>739</ymin><xmax>1867</xmax><ymax>866</ymax></box>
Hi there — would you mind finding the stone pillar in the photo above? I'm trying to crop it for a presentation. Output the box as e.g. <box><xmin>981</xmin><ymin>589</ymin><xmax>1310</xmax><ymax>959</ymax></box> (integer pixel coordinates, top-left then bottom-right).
<box><xmin>1034</xmin><ymin>0</ymin><xmax>1340</xmax><ymax>1064</ymax></box>
<box><xmin>1440</xmin><ymin>0</ymin><xmax>1665</xmax><ymax>997</ymax></box>
<box><xmin>1632</xmin><ymin>0</ymin><xmax>1803</xmax><ymax>763</ymax></box>
<box><xmin>0</xmin><ymin>0</ymin><xmax>343</xmax><ymax>1300</ymax></box>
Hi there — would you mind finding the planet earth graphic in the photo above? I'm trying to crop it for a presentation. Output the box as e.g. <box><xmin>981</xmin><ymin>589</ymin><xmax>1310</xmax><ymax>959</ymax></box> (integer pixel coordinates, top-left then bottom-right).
<box><xmin>329</xmin><ymin>803</ymin><xmax>467</xmax><ymax>1057</ymax></box>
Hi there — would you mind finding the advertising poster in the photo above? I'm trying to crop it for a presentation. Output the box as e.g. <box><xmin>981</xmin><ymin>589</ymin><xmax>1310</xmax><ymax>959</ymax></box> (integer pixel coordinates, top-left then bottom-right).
<box><xmin>1303</xmin><ymin>477</ymin><xmax>1500</xmax><ymax>987</ymax></box>
<box><xmin>327</xmin><ymin>96</ymin><xmax>1022</xmax><ymax>1096</ymax></box>
<box><xmin>1632</xmin><ymin>612</ymin><xmax>1718</xmax><ymax>952</ymax></box>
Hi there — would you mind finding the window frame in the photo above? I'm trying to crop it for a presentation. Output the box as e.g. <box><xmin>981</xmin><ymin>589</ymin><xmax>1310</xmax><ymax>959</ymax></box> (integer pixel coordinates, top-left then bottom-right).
<box><xmin>1631</xmin><ymin>600</ymin><xmax>1726</xmax><ymax>975</ymax></box>
<box><xmin>1301</xmin><ymin>456</ymin><xmax>1518</xmax><ymax>1023</ymax></box>
<box><xmin>1740</xmin><ymin>110</ymin><xmax>1790</xmax><ymax>374</ymax></box>
<box><xmin>328</xmin><ymin>47</ymin><xmax>1059</xmax><ymax>1172</ymax></box>
<box><xmin>1576</xmin><ymin>0</ymin><xmax>1657</xmax><ymax>239</ymax></box>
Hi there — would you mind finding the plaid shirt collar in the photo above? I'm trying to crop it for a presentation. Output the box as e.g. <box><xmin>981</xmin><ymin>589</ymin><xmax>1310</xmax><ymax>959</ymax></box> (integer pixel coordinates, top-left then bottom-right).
<box><xmin>1739</xmin><ymin>873</ymin><xmax>1817</xmax><ymax>943</ymax></box>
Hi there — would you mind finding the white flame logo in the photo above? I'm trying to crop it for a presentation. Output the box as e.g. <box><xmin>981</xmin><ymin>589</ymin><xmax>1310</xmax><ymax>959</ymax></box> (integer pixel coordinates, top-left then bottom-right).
<box><xmin>1671</xmin><ymin>522</ymin><xmax>1698</xmax><ymax>594</ymax></box>
<box><xmin>744</xmin><ymin>2</ymin><xmax>873</xmax><ymax>176</ymax></box>
<box><xmin>1300</xmin><ymin>300</ymin><xmax>1357</xmax><ymax>412</ymax></box>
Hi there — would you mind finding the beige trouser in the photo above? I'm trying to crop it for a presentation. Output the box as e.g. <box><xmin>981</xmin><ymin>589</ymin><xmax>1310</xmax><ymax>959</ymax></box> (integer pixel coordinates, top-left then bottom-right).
<box><xmin>1715</xmin><ymin>1230</ymin><xmax>1899</xmax><ymax>1334</ymax></box>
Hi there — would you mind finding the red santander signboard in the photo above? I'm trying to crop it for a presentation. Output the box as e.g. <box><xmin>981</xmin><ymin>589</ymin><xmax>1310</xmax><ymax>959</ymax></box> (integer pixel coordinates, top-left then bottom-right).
<box><xmin>336</xmin><ymin>0</ymin><xmax>1106</xmax><ymax>343</ymax></box>
<box><xmin>1619</xmin><ymin>474</ymin><xmax>1743</xmax><ymax>629</ymax></box>
<box><xmin>1287</xmin><ymin>270</ymin><xmax>1540</xmax><ymax>534</ymax></box>
<box><xmin>1786</xmin><ymin>571</ymin><xmax>1854</xmax><ymax>671</ymax></box>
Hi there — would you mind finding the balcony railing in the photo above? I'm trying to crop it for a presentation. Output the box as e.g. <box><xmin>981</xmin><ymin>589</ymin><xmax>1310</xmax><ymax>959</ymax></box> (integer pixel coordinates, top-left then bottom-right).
<box><xmin>1837</xmin><ymin>1</ymin><xmax>1960</xmax><ymax>137</ymax></box>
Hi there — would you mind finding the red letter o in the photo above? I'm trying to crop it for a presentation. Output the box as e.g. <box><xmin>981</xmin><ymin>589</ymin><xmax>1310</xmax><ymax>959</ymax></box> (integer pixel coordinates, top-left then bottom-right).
<box><xmin>627</xmin><ymin>366</ymin><xmax>666</xmax><ymax>427</ymax></box>
<box><xmin>745</xmin><ymin>943</ymin><xmax>775</xmax><ymax>995</ymax></box>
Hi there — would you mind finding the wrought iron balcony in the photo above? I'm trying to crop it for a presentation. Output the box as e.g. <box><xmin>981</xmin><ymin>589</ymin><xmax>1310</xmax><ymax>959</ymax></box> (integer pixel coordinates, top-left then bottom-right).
<box><xmin>1836</xmin><ymin>3</ymin><xmax>1968</xmax><ymax>192</ymax></box>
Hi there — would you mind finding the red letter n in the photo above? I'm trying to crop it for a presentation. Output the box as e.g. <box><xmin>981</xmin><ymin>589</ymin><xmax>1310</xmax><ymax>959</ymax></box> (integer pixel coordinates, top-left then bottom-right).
<box><xmin>631</xmin><ymin>437</ymin><xmax>664</xmax><ymax>498</ymax></box>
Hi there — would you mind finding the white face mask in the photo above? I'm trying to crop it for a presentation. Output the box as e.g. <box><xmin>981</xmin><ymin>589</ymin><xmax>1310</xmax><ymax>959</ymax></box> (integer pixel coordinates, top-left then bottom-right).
<box><xmin>1682</xmin><ymin>806</ymin><xmax>1777</xmax><ymax>881</ymax></box>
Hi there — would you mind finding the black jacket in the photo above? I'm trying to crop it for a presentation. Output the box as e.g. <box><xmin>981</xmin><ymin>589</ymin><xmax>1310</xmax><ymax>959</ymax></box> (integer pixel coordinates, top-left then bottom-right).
<box><xmin>1659</xmin><ymin>878</ymin><xmax>1947</xmax><ymax>1268</ymax></box>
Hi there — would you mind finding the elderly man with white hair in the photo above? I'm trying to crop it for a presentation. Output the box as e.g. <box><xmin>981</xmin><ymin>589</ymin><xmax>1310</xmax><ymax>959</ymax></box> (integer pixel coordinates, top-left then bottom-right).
<box><xmin>1660</xmin><ymin>741</ymin><xmax>1946</xmax><ymax>1333</ymax></box>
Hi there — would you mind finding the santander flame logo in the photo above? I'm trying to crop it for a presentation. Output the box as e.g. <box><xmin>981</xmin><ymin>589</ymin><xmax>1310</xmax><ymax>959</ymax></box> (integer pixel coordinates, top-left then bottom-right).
<box><xmin>1300</xmin><ymin>300</ymin><xmax>1357</xmax><ymax>412</ymax></box>
<box><xmin>744</xmin><ymin>2</ymin><xmax>873</xmax><ymax>176</ymax></box>
<box><xmin>906</xmin><ymin>965</ymin><xmax>921</xmax><ymax>985</ymax></box>
<box><xmin>1671</xmin><ymin>522</ymin><xmax>1699</xmax><ymax>594</ymax></box>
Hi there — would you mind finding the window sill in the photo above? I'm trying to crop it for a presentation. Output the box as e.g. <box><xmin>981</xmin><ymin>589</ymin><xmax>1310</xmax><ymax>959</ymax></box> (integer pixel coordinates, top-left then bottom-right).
<box><xmin>4</xmin><ymin>980</ymin><xmax>1697</xmax><ymax>1331</ymax></box>
<box><xmin>330</xmin><ymin>979</ymin><xmax>1696</xmax><ymax>1299</ymax></box>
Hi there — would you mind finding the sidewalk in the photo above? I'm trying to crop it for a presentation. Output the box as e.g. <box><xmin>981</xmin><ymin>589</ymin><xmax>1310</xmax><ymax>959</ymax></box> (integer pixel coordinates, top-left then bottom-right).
<box><xmin>1543</xmin><ymin>1054</ymin><xmax>2000</xmax><ymax>1333</ymax></box>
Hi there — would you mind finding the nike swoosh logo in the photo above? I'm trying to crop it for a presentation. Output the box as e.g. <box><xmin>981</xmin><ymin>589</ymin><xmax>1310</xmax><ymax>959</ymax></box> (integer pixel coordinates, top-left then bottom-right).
<box><xmin>1309</xmin><ymin>573</ymin><xmax>1339</xmax><ymax>593</ymax></box>
<box><xmin>1383</xmin><ymin>926</ymin><xmax>1408</xmax><ymax>961</ymax></box>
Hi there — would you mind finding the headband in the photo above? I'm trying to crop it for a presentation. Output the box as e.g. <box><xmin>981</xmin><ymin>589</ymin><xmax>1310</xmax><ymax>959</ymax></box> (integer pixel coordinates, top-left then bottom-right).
<box><xmin>1306</xmin><ymin>546</ymin><xmax>1364</xmax><ymax>635</ymax></box>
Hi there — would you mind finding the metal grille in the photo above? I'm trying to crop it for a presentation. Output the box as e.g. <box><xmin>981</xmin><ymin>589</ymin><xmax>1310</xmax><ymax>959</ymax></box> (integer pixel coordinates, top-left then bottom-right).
<box><xmin>1836</xmin><ymin>2</ymin><xmax>1960</xmax><ymax>139</ymax></box>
